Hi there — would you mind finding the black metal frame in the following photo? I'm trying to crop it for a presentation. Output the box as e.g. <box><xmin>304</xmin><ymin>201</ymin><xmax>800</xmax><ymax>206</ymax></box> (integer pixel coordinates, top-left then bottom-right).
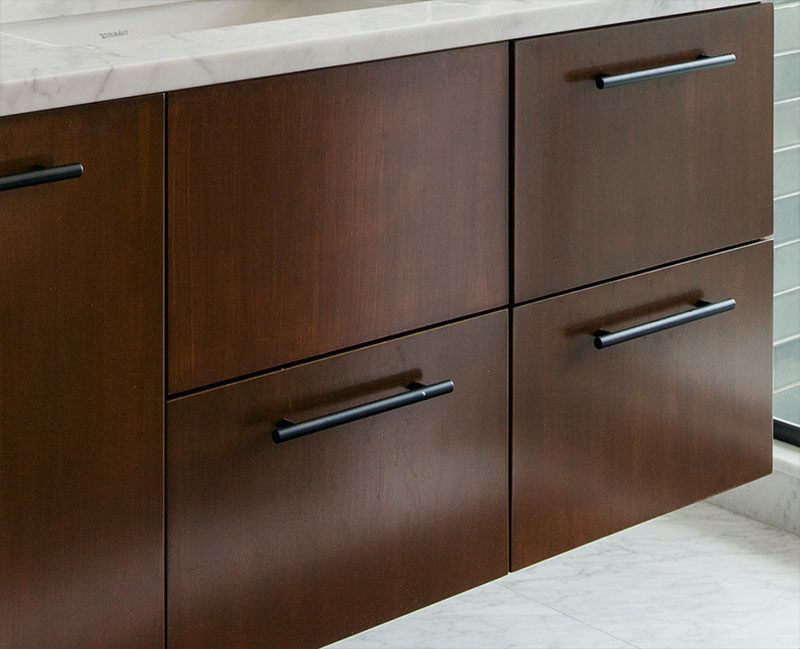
<box><xmin>774</xmin><ymin>418</ymin><xmax>800</xmax><ymax>448</ymax></box>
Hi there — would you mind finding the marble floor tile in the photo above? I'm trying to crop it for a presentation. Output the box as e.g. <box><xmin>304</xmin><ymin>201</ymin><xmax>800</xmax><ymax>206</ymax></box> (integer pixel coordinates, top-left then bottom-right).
<box><xmin>690</xmin><ymin>600</ymin><xmax>800</xmax><ymax>649</ymax></box>
<box><xmin>502</xmin><ymin>503</ymin><xmax>800</xmax><ymax>649</ymax></box>
<box><xmin>603</xmin><ymin>501</ymin><xmax>800</xmax><ymax>573</ymax></box>
<box><xmin>324</xmin><ymin>502</ymin><xmax>799</xmax><ymax>649</ymax></box>
<box><xmin>323</xmin><ymin>581</ymin><xmax>635</xmax><ymax>649</ymax></box>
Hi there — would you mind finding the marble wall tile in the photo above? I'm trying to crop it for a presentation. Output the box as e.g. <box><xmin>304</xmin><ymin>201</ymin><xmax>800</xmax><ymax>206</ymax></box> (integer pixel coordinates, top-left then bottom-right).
<box><xmin>775</xmin><ymin>241</ymin><xmax>800</xmax><ymax>293</ymax></box>
<box><xmin>774</xmin><ymin>2</ymin><xmax>800</xmax><ymax>54</ymax></box>
<box><xmin>775</xmin><ymin>52</ymin><xmax>800</xmax><ymax>102</ymax></box>
<box><xmin>774</xmin><ymin>289</ymin><xmax>800</xmax><ymax>340</ymax></box>
<box><xmin>774</xmin><ymin>438</ymin><xmax>800</xmax><ymax>477</ymax></box>
<box><xmin>774</xmin><ymin>146</ymin><xmax>800</xmax><ymax>197</ymax></box>
<box><xmin>774</xmin><ymin>98</ymin><xmax>800</xmax><ymax>150</ymax></box>
<box><xmin>710</xmin><ymin>470</ymin><xmax>800</xmax><ymax>535</ymax></box>
<box><xmin>710</xmin><ymin>440</ymin><xmax>800</xmax><ymax>535</ymax></box>
<box><xmin>775</xmin><ymin>385</ymin><xmax>800</xmax><ymax>422</ymax></box>
<box><xmin>774</xmin><ymin>194</ymin><xmax>800</xmax><ymax>245</ymax></box>
<box><xmin>775</xmin><ymin>338</ymin><xmax>800</xmax><ymax>389</ymax></box>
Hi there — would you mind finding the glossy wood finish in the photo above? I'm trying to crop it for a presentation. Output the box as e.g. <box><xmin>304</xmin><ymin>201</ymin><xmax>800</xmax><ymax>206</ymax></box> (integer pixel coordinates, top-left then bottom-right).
<box><xmin>167</xmin><ymin>311</ymin><xmax>508</xmax><ymax>649</ymax></box>
<box><xmin>167</xmin><ymin>43</ymin><xmax>509</xmax><ymax>394</ymax></box>
<box><xmin>514</xmin><ymin>4</ymin><xmax>773</xmax><ymax>302</ymax></box>
<box><xmin>511</xmin><ymin>241</ymin><xmax>773</xmax><ymax>570</ymax></box>
<box><xmin>0</xmin><ymin>97</ymin><xmax>164</xmax><ymax>649</ymax></box>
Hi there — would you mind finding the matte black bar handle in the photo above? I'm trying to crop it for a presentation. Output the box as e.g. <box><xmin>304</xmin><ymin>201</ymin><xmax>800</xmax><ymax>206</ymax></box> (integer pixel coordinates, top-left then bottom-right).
<box><xmin>593</xmin><ymin>298</ymin><xmax>735</xmax><ymax>349</ymax></box>
<box><xmin>0</xmin><ymin>163</ymin><xmax>83</xmax><ymax>192</ymax></box>
<box><xmin>596</xmin><ymin>53</ymin><xmax>736</xmax><ymax>89</ymax></box>
<box><xmin>272</xmin><ymin>379</ymin><xmax>454</xmax><ymax>443</ymax></box>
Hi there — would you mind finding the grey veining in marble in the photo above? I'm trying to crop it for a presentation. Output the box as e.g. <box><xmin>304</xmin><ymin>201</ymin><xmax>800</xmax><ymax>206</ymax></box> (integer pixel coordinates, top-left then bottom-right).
<box><xmin>502</xmin><ymin>502</ymin><xmax>800</xmax><ymax>649</ymax></box>
<box><xmin>0</xmin><ymin>0</ymin><xmax>755</xmax><ymax>117</ymax></box>
<box><xmin>325</xmin><ymin>580</ymin><xmax>636</xmax><ymax>649</ymax></box>
<box><xmin>326</xmin><ymin>502</ymin><xmax>800</xmax><ymax>649</ymax></box>
<box><xmin>710</xmin><ymin>440</ymin><xmax>800</xmax><ymax>534</ymax></box>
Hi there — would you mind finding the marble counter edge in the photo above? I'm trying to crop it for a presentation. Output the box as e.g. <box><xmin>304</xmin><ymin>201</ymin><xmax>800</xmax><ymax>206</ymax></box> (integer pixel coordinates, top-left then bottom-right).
<box><xmin>0</xmin><ymin>0</ymin><xmax>758</xmax><ymax>117</ymax></box>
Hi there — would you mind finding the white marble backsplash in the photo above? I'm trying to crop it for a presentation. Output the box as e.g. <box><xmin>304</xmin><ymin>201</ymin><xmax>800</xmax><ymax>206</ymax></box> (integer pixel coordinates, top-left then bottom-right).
<box><xmin>0</xmin><ymin>0</ymin><xmax>189</xmax><ymax>25</ymax></box>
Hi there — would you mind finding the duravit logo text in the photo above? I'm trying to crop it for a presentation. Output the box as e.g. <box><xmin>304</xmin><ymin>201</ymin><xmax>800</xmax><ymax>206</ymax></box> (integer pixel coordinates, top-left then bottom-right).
<box><xmin>99</xmin><ymin>29</ymin><xmax>129</xmax><ymax>39</ymax></box>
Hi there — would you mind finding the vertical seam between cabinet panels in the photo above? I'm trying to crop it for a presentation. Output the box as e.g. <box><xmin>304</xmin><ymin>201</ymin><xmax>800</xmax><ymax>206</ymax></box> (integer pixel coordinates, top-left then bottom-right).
<box><xmin>507</xmin><ymin>40</ymin><xmax>515</xmax><ymax>573</ymax></box>
<box><xmin>163</xmin><ymin>91</ymin><xmax>169</xmax><ymax>649</ymax></box>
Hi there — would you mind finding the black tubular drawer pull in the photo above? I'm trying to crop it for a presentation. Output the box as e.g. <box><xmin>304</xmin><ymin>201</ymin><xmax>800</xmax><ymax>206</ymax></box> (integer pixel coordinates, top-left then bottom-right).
<box><xmin>0</xmin><ymin>163</ymin><xmax>84</xmax><ymax>192</ymax></box>
<box><xmin>595</xmin><ymin>53</ymin><xmax>736</xmax><ymax>89</ymax></box>
<box><xmin>272</xmin><ymin>379</ymin><xmax>454</xmax><ymax>443</ymax></box>
<box><xmin>593</xmin><ymin>298</ymin><xmax>736</xmax><ymax>349</ymax></box>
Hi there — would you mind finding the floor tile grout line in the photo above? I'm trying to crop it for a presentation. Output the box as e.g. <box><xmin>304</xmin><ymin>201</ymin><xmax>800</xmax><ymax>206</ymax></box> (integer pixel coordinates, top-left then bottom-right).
<box><xmin>774</xmin><ymin>143</ymin><xmax>800</xmax><ymax>154</ymax></box>
<box><xmin>774</xmin><ymin>237</ymin><xmax>800</xmax><ymax>249</ymax></box>
<box><xmin>494</xmin><ymin>504</ymin><xmax>800</xmax><ymax>649</ymax></box>
<box><xmin>495</xmin><ymin>582</ymin><xmax>642</xmax><ymax>649</ymax></box>
<box><xmin>774</xmin><ymin>379</ymin><xmax>800</xmax><ymax>394</ymax></box>
<box><xmin>327</xmin><ymin>503</ymin><xmax>798</xmax><ymax>649</ymax></box>
<box><xmin>774</xmin><ymin>285</ymin><xmax>800</xmax><ymax>298</ymax></box>
<box><xmin>773</xmin><ymin>189</ymin><xmax>800</xmax><ymax>201</ymax></box>
<box><xmin>773</xmin><ymin>332</ymin><xmax>800</xmax><ymax>346</ymax></box>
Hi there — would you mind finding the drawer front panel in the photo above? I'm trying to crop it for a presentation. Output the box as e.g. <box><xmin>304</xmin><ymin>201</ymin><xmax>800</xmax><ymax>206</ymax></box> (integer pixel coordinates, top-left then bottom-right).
<box><xmin>511</xmin><ymin>241</ymin><xmax>772</xmax><ymax>570</ymax></box>
<box><xmin>514</xmin><ymin>4</ymin><xmax>772</xmax><ymax>301</ymax></box>
<box><xmin>0</xmin><ymin>97</ymin><xmax>164</xmax><ymax>648</ymax></box>
<box><xmin>168</xmin><ymin>43</ymin><xmax>509</xmax><ymax>393</ymax></box>
<box><xmin>167</xmin><ymin>311</ymin><xmax>508</xmax><ymax>649</ymax></box>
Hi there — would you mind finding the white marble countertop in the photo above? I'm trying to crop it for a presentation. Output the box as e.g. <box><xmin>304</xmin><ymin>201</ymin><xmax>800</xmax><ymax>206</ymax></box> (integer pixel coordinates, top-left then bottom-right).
<box><xmin>0</xmin><ymin>0</ymin><xmax>756</xmax><ymax>117</ymax></box>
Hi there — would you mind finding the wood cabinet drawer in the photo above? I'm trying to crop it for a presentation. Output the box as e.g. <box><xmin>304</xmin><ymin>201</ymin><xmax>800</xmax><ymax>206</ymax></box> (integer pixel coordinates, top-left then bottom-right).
<box><xmin>167</xmin><ymin>43</ymin><xmax>509</xmax><ymax>394</ymax></box>
<box><xmin>0</xmin><ymin>97</ymin><xmax>164</xmax><ymax>648</ymax></box>
<box><xmin>514</xmin><ymin>4</ymin><xmax>773</xmax><ymax>302</ymax></box>
<box><xmin>511</xmin><ymin>241</ymin><xmax>772</xmax><ymax>570</ymax></box>
<box><xmin>167</xmin><ymin>311</ymin><xmax>508</xmax><ymax>649</ymax></box>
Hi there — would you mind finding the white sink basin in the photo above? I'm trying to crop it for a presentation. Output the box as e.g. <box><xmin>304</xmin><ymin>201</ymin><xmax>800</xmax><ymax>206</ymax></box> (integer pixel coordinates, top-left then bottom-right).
<box><xmin>0</xmin><ymin>0</ymin><xmax>422</xmax><ymax>46</ymax></box>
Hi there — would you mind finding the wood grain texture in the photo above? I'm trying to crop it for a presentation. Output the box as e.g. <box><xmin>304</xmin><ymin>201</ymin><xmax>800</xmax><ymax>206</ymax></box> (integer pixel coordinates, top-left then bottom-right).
<box><xmin>167</xmin><ymin>43</ymin><xmax>509</xmax><ymax>394</ymax></box>
<box><xmin>511</xmin><ymin>241</ymin><xmax>773</xmax><ymax>570</ymax></box>
<box><xmin>167</xmin><ymin>311</ymin><xmax>508</xmax><ymax>649</ymax></box>
<box><xmin>0</xmin><ymin>97</ymin><xmax>164</xmax><ymax>649</ymax></box>
<box><xmin>514</xmin><ymin>4</ymin><xmax>773</xmax><ymax>302</ymax></box>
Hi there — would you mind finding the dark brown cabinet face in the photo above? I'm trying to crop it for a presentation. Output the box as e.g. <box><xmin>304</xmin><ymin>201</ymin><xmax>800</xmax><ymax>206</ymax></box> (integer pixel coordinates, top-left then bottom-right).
<box><xmin>167</xmin><ymin>311</ymin><xmax>508</xmax><ymax>649</ymax></box>
<box><xmin>167</xmin><ymin>43</ymin><xmax>509</xmax><ymax>394</ymax></box>
<box><xmin>511</xmin><ymin>241</ymin><xmax>773</xmax><ymax>570</ymax></box>
<box><xmin>0</xmin><ymin>6</ymin><xmax>777</xmax><ymax>648</ymax></box>
<box><xmin>0</xmin><ymin>97</ymin><xmax>164</xmax><ymax>649</ymax></box>
<box><xmin>514</xmin><ymin>4</ymin><xmax>773</xmax><ymax>302</ymax></box>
